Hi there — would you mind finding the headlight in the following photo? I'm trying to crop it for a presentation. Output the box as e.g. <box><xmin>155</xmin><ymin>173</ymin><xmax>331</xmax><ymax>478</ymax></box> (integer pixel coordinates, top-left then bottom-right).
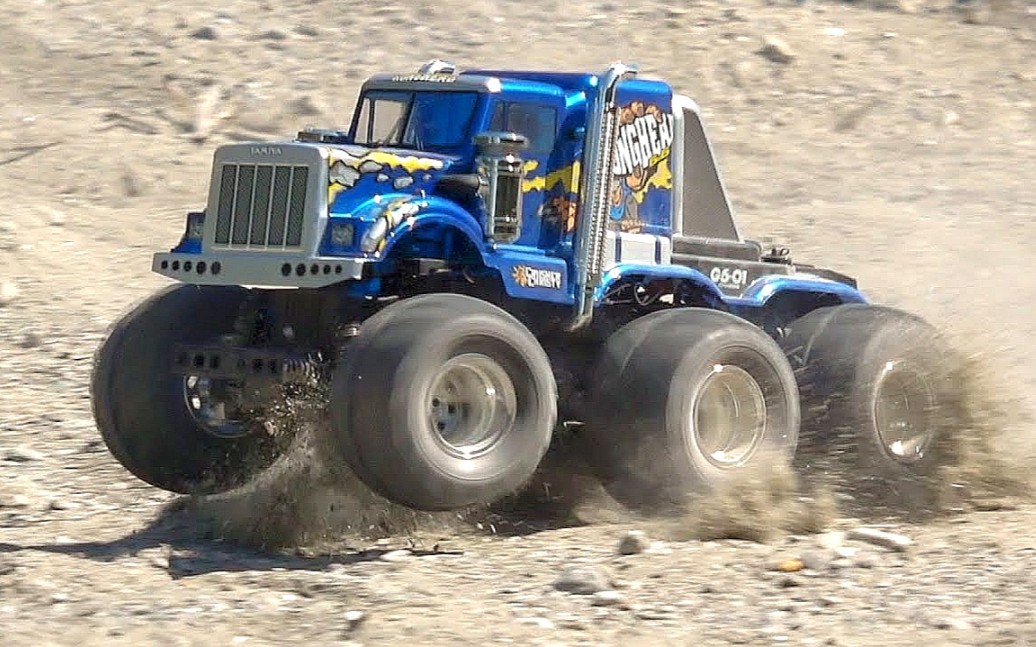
<box><xmin>329</xmin><ymin>221</ymin><xmax>355</xmax><ymax>247</ymax></box>
<box><xmin>184</xmin><ymin>212</ymin><xmax>205</xmax><ymax>241</ymax></box>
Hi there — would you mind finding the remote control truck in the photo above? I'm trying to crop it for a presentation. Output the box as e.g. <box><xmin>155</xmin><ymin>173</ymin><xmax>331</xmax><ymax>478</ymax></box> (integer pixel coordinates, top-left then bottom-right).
<box><xmin>91</xmin><ymin>60</ymin><xmax>965</xmax><ymax>512</ymax></box>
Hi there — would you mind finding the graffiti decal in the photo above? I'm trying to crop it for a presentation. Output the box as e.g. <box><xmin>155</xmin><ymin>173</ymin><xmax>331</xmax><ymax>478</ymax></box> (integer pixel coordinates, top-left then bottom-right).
<box><xmin>326</xmin><ymin>146</ymin><xmax>446</xmax><ymax>205</ymax></box>
<box><xmin>609</xmin><ymin>102</ymin><xmax>675</xmax><ymax>233</ymax></box>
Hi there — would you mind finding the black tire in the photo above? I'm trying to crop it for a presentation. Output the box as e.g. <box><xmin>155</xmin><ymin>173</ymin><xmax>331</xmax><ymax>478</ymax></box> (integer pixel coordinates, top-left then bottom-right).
<box><xmin>584</xmin><ymin>308</ymin><xmax>801</xmax><ymax>510</ymax></box>
<box><xmin>91</xmin><ymin>284</ymin><xmax>288</xmax><ymax>495</ymax></box>
<box><xmin>780</xmin><ymin>303</ymin><xmax>966</xmax><ymax>512</ymax></box>
<box><xmin>329</xmin><ymin>293</ymin><xmax>558</xmax><ymax>511</ymax></box>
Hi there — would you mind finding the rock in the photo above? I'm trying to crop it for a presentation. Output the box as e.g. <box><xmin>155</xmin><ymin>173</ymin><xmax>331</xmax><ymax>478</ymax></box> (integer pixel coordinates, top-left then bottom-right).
<box><xmin>190</xmin><ymin>25</ymin><xmax>220</xmax><ymax>41</ymax></box>
<box><xmin>852</xmin><ymin>553</ymin><xmax>880</xmax><ymax>569</ymax></box>
<box><xmin>378</xmin><ymin>549</ymin><xmax>412</xmax><ymax>563</ymax></box>
<box><xmin>960</xmin><ymin>3</ymin><xmax>990</xmax><ymax>24</ymax></box>
<box><xmin>4</xmin><ymin>446</ymin><xmax>45</xmax><ymax>462</ymax></box>
<box><xmin>592</xmin><ymin>590</ymin><xmax>625</xmax><ymax>607</ymax></box>
<box><xmin>259</xmin><ymin>28</ymin><xmax>289</xmax><ymax>41</ymax></box>
<box><xmin>885</xmin><ymin>0</ymin><xmax>920</xmax><ymax>14</ymax></box>
<box><xmin>0</xmin><ymin>493</ymin><xmax>32</xmax><ymax>508</ymax></box>
<box><xmin>933</xmin><ymin>616</ymin><xmax>973</xmax><ymax>631</ymax></box>
<box><xmin>847</xmin><ymin>527</ymin><xmax>912</xmax><ymax>552</ymax></box>
<box><xmin>829</xmin><ymin>558</ymin><xmax>852</xmax><ymax>571</ymax></box>
<box><xmin>517</xmin><ymin>617</ymin><xmax>554</xmax><ymax>629</ymax></box>
<box><xmin>758</xmin><ymin>36</ymin><xmax>795</xmax><ymax>64</ymax></box>
<box><xmin>553</xmin><ymin>566</ymin><xmax>611</xmax><ymax>595</ymax></box>
<box><xmin>288</xmin><ymin>96</ymin><xmax>324</xmax><ymax>117</ymax></box>
<box><xmin>121</xmin><ymin>170</ymin><xmax>144</xmax><ymax>198</ymax></box>
<box><xmin>819</xmin><ymin>531</ymin><xmax>846</xmax><ymax>551</ymax></box>
<box><xmin>779</xmin><ymin>575</ymin><xmax>803</xmax><ymax>588</ymax></box>
<box><xmin>776</xmin><ymin>559</ymin><xmax>805</xmax><ymax>573</ymax></box>
<box><xmin>800</xmin><ymin>550</ymin><xmax>831</xmax><ymax>572</ymax></box>
<box><xmin>344</xmin><ymin>610</ymin><xmax>366</xmax><ymax>631</ymax></box>
<box><xmin>0</xmin><ymin>282</ymin><xmax>20</xmax><ymax>307</ymax></box>
<box><xmin>618</xmin><ymin>530</ymin><xmax>649</xmax><ymax>555</ymax></box>
<box><xmin>18</xmin><ymin>331</ymin><xmax>42</xmax><ymax>349</ymax></box>
<box><xmin>47</xmin><ymin>209</ymin><xmax>66</xmax><ymax>226</ymax></box>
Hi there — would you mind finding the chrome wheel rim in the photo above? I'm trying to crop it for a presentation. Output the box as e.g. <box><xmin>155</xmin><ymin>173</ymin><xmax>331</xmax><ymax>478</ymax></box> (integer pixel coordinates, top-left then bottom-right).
<box><xmin>183</xmin><ymin>375</ymin><xmax>251</xmax><ymax>439</ymax></box>
<box><xmin>873</xmin><ymin>360</ymin><xmax>937</xmax><ymax>463</ymax></box>
<box><xmin>427</xmin><ymin>353</ymin><xmax>518</xmax><ymax>459</ymax></box>
<box><xmin>692</xmin><ymin>364</ymin><xmax>768</xmax><ymax>468</ymax></box>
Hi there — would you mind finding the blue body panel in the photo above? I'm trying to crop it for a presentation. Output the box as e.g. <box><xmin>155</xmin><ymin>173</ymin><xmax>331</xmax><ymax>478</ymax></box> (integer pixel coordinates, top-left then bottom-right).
<box><xmin>169</xmin><ymin>66</ymin><xmax>869</xmax><ymax>316</ymax></box>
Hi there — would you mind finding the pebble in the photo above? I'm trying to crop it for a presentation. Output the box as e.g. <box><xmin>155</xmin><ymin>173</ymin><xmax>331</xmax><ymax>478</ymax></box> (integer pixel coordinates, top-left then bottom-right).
<box><xmin>852</xmin><ymin>553</ymin><xmax>880</xmax><ymax>569</ymax></box>
<box><xmin>0</xmin><ymin>282</ymin><xmax>19</xmax><ymax>307</ymax></box>
<box><xmin>758</xmin><ymin>35</ymin><xmax>795</xmax><ymax>64</ymax></box>
<box><xmin>0</xmin><ymin>493</ymin><xmax>32</xmax><ymax>508</ymax></box>
<box><xmin>258</xmin><ymin>28</ymin><xmax>288</xmax><ymax>41</ymax></box>
<box><xmin>618</xmin><ymin>530</ymin><xmax>649</xmax><ymax>555</ymax></box>
<box><xmin>819</xmin><ymin>532</ymin><xmax>845</xmax><ymax>551</ymax></box>
<box><xmin>344</xmin><ymin>610</ymin><xmax>366</xmax><ymax>631</ymax></box>
<box><xmin>4</xmin><ymin>446</ymin><xmax>46</xmax><ymax>462</ymax></box>
<box><xmin>799</xmin><ymin>550</ymin><xmax>831</xmax><ymax>572</ymax></box>
<box><xmin>49</xmin><ymin>499</ymin><xmax>78</xmax><ymax>511</ymax></box>
<box><xmin>190</xmin><ymin>26</ymin><xmax>220</xmax><ymax>40</ymax></box>
<box><xmin>553</xmin><ymin>566</ymin><xmax>611</xmax><ymax>595</ymax></box>
<box><xmin>591</xmin><ymin>590</ymin><xmax>625</xmax><ymax>607</ymax></box>
<box><xmin>18</xmin><ymin>331</ymin><xmax>42</xmax><ymax>349</ymax></box>
<box><xmin>847</xmin><ymin>527</ymin><xmax>912</xmax><ymax>552</ymax></box>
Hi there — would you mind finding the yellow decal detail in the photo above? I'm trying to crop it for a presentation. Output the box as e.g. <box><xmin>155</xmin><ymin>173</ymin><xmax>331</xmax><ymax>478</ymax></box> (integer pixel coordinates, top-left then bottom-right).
<box><xmin>635</xmin><ymin>157</ymin><xmax>673</xmax><ymax>204</ymax></box>
<box><xmin>522</xmin><ymin>161</ymin><xmax>581</xmax><ymax>194</ymax></box>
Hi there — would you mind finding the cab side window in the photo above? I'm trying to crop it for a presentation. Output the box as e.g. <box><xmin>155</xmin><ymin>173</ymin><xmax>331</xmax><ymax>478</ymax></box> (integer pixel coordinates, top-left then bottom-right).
<box><xmin>489</xmin><ymin>101</ymin><xmax>557</xmax><ymax>156</ymax></box>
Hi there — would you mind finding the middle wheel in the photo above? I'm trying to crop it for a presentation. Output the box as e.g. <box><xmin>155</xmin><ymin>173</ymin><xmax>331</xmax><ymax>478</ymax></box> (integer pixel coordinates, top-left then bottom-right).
<box><xmin>584</xmin><ymin>308</ymin><xmax>802</xmax><ymax>509</ymax></box>
<box><xmin>329</xmin><ymin>293</ymin><xmax>558</xmax><ymax>511</ymax></box>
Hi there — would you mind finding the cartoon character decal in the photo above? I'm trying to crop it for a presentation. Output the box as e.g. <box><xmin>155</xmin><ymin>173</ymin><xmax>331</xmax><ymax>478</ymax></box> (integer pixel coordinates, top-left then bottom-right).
<box><xmin>609</xmin><ymin>101</ymin><xmax>675</xmax><ymax>233</ymax></box>
<box><xmin>326</xmin><ymin>147</ymin><xmax>447</xmax><ymax>207</ymax></box>
<box><xmin>522</xmin><ymin>159</ymin><xmax>582</xmax><ymax>236</ymax></box>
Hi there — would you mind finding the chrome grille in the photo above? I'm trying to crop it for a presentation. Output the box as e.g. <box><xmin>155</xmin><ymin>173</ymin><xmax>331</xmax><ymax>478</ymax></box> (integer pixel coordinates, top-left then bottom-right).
<box><xmin>213</xmin><ymin>163</ymin><xmax>309</xmax><ymax>249</ymax></box>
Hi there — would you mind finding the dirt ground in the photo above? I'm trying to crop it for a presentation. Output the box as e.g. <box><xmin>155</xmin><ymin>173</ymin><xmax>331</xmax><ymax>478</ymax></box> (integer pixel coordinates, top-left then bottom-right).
<box><xmin>2</xmin><ymin>0</ymin><xmax>1036</xmax><ymax>645</ymax></box>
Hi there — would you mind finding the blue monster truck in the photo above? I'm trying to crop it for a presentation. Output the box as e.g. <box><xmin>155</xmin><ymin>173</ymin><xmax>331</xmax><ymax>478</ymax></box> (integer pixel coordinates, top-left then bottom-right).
<box><xmin>91</xmin><ymin>60</ymin><xmax>965</xmax><ymax>512</ymax></box>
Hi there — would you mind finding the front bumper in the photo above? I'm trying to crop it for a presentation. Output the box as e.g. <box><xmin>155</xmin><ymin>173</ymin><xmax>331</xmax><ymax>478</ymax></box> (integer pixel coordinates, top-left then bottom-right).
<box><xmin>152</xmin><ymin>251</ymin><xmax>369</xmax><ymax>288</ymax></box>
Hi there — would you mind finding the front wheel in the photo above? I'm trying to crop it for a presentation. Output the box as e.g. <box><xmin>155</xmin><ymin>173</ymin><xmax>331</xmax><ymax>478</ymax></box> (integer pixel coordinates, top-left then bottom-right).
<box><xmin>91</xmin><ymin>285</ymin><xmax>291</xmax><ymax>495</ymax></box>
<box><xmin>584</xmin><ymin>308</ymin><xmax>802</xmax><ymax>511</ymax></box>
<box><xmin>329</xmin><ymin>293</ymin><xmax>558</xmax><ymax>511</ymax></box>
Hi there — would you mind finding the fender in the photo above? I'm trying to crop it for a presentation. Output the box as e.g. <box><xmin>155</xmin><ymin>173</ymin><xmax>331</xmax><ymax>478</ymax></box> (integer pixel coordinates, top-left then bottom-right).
<box><xmin>726</xmin><ymin>274</ymin><xmax>869</xmax><ymax>308</ymax></box>
<box><xmin>594</xmin><ymin>263</ymin><xmax>726</xmax><ymax>304</ymax></box>
<box><xmin>372</xmin><ymin>195</ymin><xmax>575</xmax><ymax>306</ymax></box>
<box><xmin>359</xmin><ymin>193</ymin><xmax>485</xmax><ymax>259</ymax></box>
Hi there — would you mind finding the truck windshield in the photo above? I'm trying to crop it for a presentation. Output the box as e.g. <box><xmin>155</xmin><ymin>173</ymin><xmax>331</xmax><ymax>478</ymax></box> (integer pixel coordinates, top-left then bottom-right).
<box><xmin>351</xmin><ymin>90</ymin><xmax>480</xmax><ymax>149</ymax></box>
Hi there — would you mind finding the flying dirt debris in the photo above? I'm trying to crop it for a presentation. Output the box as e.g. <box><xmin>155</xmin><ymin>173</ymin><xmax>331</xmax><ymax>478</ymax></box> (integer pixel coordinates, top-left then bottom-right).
<box><xmin>90</xmin><ymin>59</ymin><xmax>1028</xmax><ymax>545</ymax></box>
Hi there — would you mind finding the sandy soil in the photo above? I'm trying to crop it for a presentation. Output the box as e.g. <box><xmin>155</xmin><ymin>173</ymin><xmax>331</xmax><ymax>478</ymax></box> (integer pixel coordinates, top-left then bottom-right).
<box><xmin>2</xmin><ymin>0</ymin><xmax>1036</xmax><ymax>645</ymax></box>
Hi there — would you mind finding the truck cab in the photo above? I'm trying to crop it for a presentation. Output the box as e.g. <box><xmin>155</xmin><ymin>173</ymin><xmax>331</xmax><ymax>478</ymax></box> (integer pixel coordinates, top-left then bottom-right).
<box><xmin>153</xmin><ymin>60</ymin><xmax>861</xmax><ymax>327</ymax></box>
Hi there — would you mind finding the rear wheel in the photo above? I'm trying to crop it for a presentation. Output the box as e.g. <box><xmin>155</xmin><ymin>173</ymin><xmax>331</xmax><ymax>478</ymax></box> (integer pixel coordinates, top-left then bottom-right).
<box><xmin>329</xmin><ymin>293</ymin><xmax>558</xmax><ymax>511</ymax></box>
<box><xmin>780</xmin><ymin>304</ymin><xmax>966</xmax><ymax>512</ymax></box>
<box><xmin>584</xmin><ymin>308</ymin><xmax>801</xmax><ymax>510</ymax></box>
<box><xmin>91</xmin><ymin>285</ymin><xmax>290</xmax><ymax>495</ymax></box>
